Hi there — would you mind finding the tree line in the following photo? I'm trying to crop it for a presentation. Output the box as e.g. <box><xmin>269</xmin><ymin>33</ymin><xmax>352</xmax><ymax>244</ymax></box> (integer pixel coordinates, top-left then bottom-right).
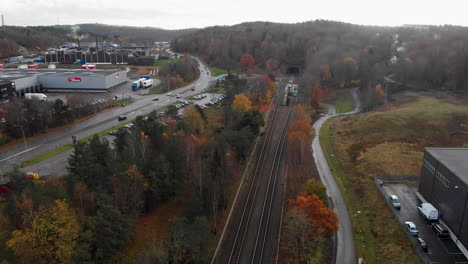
<box><xmin>173</xmin><ymin>20</ymin><xmax>468</xmax><ymax>111</ymax></box>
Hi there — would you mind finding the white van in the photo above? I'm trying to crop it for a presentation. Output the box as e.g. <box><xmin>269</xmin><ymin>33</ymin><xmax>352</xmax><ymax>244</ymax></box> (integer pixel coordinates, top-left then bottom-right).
<box><xmin>418</xmin><ymin>203</ymin><xmax>439</xmax><ymax>222</ymax></box>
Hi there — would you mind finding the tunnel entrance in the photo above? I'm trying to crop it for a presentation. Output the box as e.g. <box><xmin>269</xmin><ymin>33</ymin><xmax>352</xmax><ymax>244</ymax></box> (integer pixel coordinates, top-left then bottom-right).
<box><xmin>286</xmin><ymin>66</ymin><xmax>300</xmax><ymax>75</ymax></box>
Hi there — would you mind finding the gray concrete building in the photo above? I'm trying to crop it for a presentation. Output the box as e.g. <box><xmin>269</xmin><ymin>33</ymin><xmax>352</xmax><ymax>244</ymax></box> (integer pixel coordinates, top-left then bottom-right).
<box><xmin>418</xmin><ymin>148</ymin><xmax>468</xmax><ymax>259</ymax></box>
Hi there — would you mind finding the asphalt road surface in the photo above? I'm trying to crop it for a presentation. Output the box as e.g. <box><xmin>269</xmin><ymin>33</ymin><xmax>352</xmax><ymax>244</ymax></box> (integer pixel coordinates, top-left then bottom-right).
<box><xmin>311</xmin><ymin>88</ymin><xmax>361</xmax><ymax>264</ymax></box>
<box><xmin>381</xmin><ymin>184</ymin><xmax>468</xmax><ymax>264</ymax></box>
<box><xmin>0</xmin><ymin>58</ymin><xmax>214</xmax><ymax>175</ymax></box>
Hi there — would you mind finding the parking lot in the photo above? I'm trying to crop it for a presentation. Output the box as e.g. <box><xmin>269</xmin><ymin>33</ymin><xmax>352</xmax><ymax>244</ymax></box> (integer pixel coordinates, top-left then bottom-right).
<box><xmin>379</xmin><ymin>183</ymin><xmax>468</xmax><ymax>263</ymax></box>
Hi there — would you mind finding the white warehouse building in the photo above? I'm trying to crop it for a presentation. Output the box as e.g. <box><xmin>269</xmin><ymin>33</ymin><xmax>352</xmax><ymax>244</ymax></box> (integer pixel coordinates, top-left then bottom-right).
<box><xmin>0</xmin><ymin>68</ymin><xmax>128</xmax><ymax>95</ymax></box>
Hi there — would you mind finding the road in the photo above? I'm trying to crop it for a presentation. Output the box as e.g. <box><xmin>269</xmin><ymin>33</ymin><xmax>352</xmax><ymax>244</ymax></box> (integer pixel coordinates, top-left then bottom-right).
<box><xmin>311</xmin><ymin>88</ymin><xmax>360</xmax><ymax>264</ymax></box>
<box><xmin>213</xmin><ymin>81</ymin><xmax>292</xmax><ymax>264</ymax></box>
<box><xmin>0</xmin><ymin>58</ymin><xmax>215</xmax><ymax>175</ymax></box>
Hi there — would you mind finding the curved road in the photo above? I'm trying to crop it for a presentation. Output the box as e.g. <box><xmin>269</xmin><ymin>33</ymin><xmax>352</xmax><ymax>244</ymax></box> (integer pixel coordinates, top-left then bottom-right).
<box><xmin>311</xmin><ymin>88</ymin><xmax>360</xmax><ymax>264</ymax></box>
<box><xmin>0</xmin><ymin>58</ymin><xmax>214</xmax><ymax>175</ymax></box>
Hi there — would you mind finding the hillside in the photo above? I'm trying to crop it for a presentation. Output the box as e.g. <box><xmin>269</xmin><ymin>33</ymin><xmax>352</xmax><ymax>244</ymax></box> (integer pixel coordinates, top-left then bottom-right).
<box><xmin>0</xmin><ymin>23</ymin><xmax>197</xmax><ymax>58</ymax></box>
<box><xmin>173</xmin><ymin>20</ymin><xmax>468</xmax><ymax>111</ymax></box>
<box><xmin>320</xmin><ymin>93</ymin><xmax>468</xmax><ymax>263</ymax></box>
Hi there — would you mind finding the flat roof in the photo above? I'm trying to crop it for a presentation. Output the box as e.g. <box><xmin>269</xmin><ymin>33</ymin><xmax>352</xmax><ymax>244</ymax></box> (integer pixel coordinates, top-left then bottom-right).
<box><xmin>426</xmin><ymin>148</ymin><xmax>468</xmax><ymax>185</ymax></box>
<box><xmin>0</xmin><ymin>68</ymin><xmax>124</xmax><ymax>82</ymax></box>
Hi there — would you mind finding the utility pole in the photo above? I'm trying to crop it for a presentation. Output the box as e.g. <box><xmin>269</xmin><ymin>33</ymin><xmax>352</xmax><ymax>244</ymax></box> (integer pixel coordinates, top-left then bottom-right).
<box><xmin>1</xmin><ymin>14</ymin><xmax>4</xmax><ymax>28</ymax></box>
<box><xmin>14</xmin><ymin>125</ymin><xmax>27</xmax><ymax>149</ymax></box>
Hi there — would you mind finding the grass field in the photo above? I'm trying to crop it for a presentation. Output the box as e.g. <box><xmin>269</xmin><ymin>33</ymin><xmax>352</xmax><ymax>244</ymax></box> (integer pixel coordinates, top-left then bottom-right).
<box><xmin>208</xmin><ymin>66</ymin><xmax>228</xmax><ymax>76</ymax></box>
<box><xmin>319</xmin><ymin>94</ymin><xmax>468</xmax><ymax>263</ymax></box>
<box><xmin>324</xmin><ymin>89</ymin><xmax>355</xmax><ymax>113</ymax></box>
<box><xmin>155</xmin><ymin>58</ymin><xmax>180</xmax><ymax>67</ymax></box>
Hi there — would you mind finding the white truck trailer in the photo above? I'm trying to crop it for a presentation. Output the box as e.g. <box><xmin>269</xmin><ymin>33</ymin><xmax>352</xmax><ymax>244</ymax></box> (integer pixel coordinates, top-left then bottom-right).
<box><xmin>25</xmin><ymin>93</ymin><xmax>47</xmax><ymax>101</ymax></box>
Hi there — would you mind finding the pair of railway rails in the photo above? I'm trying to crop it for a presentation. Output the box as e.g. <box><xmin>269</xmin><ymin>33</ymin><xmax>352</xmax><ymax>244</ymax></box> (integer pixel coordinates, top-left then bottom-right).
<box><xmin>213</xmin><ymin>81</ymin><xmax>298</xmax><ymax>264</ymax></box>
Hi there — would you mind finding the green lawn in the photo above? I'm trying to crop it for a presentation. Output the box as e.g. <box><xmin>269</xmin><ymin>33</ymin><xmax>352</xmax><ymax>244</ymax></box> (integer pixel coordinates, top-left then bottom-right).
<box><xmin>208</xmin><ymin>66</ymin><xmax>228</xmax><ymax>76</ymax></box>
<box><xmin>155</xmin><ymin>58</ymin><xmax>181</xmax><ymax>67</ymax></box>
<box><xmin>21</xmin><ymin>144</ymin><xmax>74</xmax><ymax>167</ymax></box>
<box><xmin>325</xmin><ymin>90</ymin><xmax>355</xmax><ymax>113</ymax></box>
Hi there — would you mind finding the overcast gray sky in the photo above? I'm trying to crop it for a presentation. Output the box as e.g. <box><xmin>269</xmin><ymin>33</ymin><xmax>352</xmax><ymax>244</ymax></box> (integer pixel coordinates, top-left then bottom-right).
<box><xmin>1</xmin><ymin>0</ymin><xmax>466</xmax><ymax>29</ymax></box>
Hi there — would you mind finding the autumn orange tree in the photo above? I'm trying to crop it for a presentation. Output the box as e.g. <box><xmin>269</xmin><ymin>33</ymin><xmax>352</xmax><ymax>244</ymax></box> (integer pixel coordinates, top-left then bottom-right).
<box><xmin>287</xmin><ymin>119</ymin><xmax>315</xmax><ymax>165</ymax></box>
<box><xmin>289</xmin><ymin>194</ymin><xmax>338</xmax><ymax>237</ymax></box>
<box><xmin>310</xmin><ymin>82</ymin><xmax>324</xmax><ymax>110</ymax></box>
<box><xmin>292</xmin><ymin>104</ymin><xmax>311</xmax><ymax>123</ymax></box>
<box><xmin>232</xmin><ymin>93</ymin><xmax>252</xmax><ymax>113</ymax></box>
<box><xmin>238</xmin><ymin>53</ymin><xmax>255</xmax><ymax>73</ymax></box>
<box><xmin>266</xmin><ymin>58</ymin><xmax>280</xmax><ymax>76</ymax></box>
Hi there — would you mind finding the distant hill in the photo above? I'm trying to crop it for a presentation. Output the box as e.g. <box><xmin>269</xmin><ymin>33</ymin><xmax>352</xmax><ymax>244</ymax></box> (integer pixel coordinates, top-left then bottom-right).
<box><xmin>0</xmin><ymin>24</ymin><xmax>198</xmax><ymax>58</ymax></box>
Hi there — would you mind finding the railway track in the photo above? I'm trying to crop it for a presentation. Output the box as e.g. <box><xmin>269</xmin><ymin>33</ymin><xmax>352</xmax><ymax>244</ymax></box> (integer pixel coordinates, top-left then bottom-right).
<box><xmin>215</xmin><ymin>80</ymin><xmax>295</xmax><ymax>264</ymax></box>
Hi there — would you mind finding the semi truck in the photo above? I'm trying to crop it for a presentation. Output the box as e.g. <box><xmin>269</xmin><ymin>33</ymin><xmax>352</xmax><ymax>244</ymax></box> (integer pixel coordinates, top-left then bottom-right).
<box><xmin>132</xmin><ymin>78</ymin><xmax>153</xmax><ymax>91</ymax></box>
<box><xmin>25</xmin><ymin>93</ymin><xmax>47</xmax><ymax>101</ymax></box>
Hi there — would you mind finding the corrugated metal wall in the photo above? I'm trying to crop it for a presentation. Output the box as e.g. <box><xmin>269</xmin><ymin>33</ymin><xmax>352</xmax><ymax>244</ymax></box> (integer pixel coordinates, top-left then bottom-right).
<box><xmin>38</xmin><ymin>70</ymin><xmax>127</xmax><ymax>90</ymax></box>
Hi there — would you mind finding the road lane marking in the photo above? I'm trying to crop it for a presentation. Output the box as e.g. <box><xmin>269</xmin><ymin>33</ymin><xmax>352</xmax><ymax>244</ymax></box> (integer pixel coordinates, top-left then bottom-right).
<box><xmin>0</xmin><ymin>146</ymin><xmax>40</xmax><ymax>163</ymax></box>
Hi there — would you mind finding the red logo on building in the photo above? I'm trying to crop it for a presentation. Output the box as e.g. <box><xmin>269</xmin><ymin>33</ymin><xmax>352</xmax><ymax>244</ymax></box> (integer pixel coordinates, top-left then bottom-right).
<box><xmin>68</xmin><ymin>77</ymin><xmax>82</xmax><ymax>82</ymax></box>
<box><xmin>114</xmin><ymin>74</ymin><xmax>120</xmax><ymax>79</ymax></box>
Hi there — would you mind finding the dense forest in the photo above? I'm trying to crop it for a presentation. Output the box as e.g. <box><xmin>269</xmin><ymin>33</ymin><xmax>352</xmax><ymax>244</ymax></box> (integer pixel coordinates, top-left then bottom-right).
<box><xmin>173</xmin><ymin>20</ymin><xmax>468</xmax><ymax>110</ymax></box>
<box><xmin>0</xmin><ymin>24</ymin><xmax>196</xmax><ymax>58</ymax></box>
<box><xmin>0</xmin><ymin>73</ymin><xmax>273</xmax><ymax>263</ymax></box>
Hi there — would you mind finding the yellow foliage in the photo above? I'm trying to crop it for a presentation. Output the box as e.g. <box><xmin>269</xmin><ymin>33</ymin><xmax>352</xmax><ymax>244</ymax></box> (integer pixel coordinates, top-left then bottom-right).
<box><xmin>7</xmin><ymin>200</ymin><xmax>80</xmax><ymax>264</ymax></box>
<box><xmin>184</xmin><ymin>105</ymin><xmax>205</xmax><ymax>134</ymax></box>
<box><xmin>404</xmin><ymin>57</ymin><xmax>413</xmax><ymax>64</ymax></box>
<box><xmin>340</xmin><ymin>81</ymin><xmax>345</xmax><ymax>89</ymax></box>
<box><xmin>232</xmin><ymin>93</ymin><xmax>252</xmax><ymax>113</ymax></box>
<box><xmin>343</xmin><ymin>57</ymin><xmax>358</xmax><ymax>65</ymax></box>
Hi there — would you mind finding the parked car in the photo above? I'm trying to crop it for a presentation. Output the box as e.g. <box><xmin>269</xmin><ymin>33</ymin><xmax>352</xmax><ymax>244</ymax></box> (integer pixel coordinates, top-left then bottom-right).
<box><xmin>152</xmin><ymin>97</ymin><xmax>159</xmax><ymax>101</ymax></box>
<box><xmin>167</xmin><ymin>92</ymin><xmax>173</xmax><ymax>96</ymax></box>
<box><xmin>431</xmin><ymin>222</ymin><xmax>449</xmax><ymax>237</ymax></box>
<box><xmin>124</xmin><ymin>123</ymin><xmax>134</xmax><ymax>129</ymax></box>
<box><xmin>176</xmin><ymin>94</ymin><xmax>181</xmax><ymax>98</ymax></box>
<box><xmin>118</xmin><ymin>115</ymin><xmax>127</xmax><ymax>121</ymax></box>
<box><xmin>205</xmin><ymin>101</ymin><xmax>214</xmax><ymax>106</ymax></box>
<box><xmin>191</xmin><ymin>88</ymin><xmax>195</xmax><ymax>91</ymax></box>
<box><xmin>389</xmin><ymin>195</ymin><xmax>401</xmax><ymax>210</ymax></box>
<box><xmin>405</xmin><ymin>221</ymin><xmax>419</xmax><ymax>236</ymax></box>
<box><xmin>417</xmin><ymin>237</ymin><xmax>428</xmax><ymax>252</ymax></box>
<box><xmin>108</xmin><ymin>130</ymin><xmax>119</xmax><ymax>136</ymax></box>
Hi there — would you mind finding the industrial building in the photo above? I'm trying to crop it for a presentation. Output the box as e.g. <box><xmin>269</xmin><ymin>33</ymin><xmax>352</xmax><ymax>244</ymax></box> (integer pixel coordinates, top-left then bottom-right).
<box><xmin>45</xmin><ymin>43</ymin><xmax>153</xmax><ymax>65</ymax></box>
<box><xmin>418</xmin><ymin>148</ymin><xmax>468</xmax><ymax>258</ymax></box>
<box><xmin>0</xmin><ymin>68</ymin><xmax>128</xmax><ymax>96</ymax></box>
<box><xmin>0</xmin><ymin>80</ymin><xmax>15</xmax><ymax>103</ymax></box>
